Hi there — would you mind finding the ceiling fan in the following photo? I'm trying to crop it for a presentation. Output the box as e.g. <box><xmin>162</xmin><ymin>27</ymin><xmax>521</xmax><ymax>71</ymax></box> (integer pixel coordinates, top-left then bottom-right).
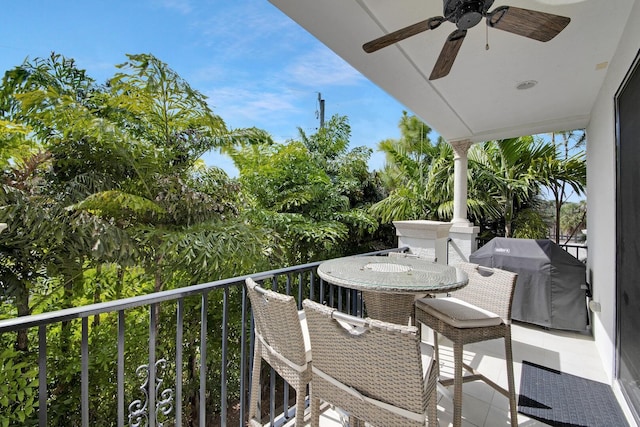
<box><xmin>362</xmin><ymin>0</ymin><xmax>570</xmax><ymax>80</ymax></box>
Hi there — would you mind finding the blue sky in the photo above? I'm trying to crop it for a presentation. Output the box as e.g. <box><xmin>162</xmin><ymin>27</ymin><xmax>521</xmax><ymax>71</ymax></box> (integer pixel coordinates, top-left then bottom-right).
<box><xmin>0</xmin><ymin>0</ymin><xmax>412</xmax><ymax>176</ymax></box>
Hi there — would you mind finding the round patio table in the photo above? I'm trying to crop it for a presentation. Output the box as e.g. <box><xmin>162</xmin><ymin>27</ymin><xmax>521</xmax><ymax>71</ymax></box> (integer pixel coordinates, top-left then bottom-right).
<box><xmin>317</xmin><ymin>255</ymin><xmax>468</xmax><ymax>325</ymax></box>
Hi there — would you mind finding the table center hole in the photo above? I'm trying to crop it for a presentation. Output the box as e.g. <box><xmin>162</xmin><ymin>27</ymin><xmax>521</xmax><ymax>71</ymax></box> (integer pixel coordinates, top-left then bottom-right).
<box><xmin>364</xmin><ymin>262</ymin><xmax>412</xmax><ymax>273</ymax></box>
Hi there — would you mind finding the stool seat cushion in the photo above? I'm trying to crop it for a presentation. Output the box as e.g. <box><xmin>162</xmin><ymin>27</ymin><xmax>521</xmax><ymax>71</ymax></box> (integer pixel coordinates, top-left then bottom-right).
<box><xmin>416</xmin><ymin>297</ymin><xmax>502</xmax><ymax>329</ymax></box>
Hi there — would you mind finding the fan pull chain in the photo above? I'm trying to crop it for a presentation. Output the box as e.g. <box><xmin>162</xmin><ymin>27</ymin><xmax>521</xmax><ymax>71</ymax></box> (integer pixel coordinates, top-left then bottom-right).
<box><xmin>486</xmin><ymin>22</ymin><xmax>490</xmax><ymax>50</ymax></box>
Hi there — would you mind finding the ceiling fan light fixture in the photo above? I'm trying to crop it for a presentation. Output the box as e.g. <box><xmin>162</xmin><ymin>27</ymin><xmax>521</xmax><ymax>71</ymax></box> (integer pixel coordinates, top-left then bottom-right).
<box><xmin>516</xmin><ymin>80</ymin><xmax>538</xmax><ymax>90</ymax></box>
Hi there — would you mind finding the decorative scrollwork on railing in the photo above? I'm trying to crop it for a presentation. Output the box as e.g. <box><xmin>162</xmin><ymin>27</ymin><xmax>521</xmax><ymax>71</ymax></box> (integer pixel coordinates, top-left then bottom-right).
<box><xmin>155</xmin><ymin>359</ymin><xmax>174</xmax><ymax>423</ymax></box>
<box><xmin>128</xmin><ymin>365</ymin><xmax>149</xmax><ymax>427</ymax></box>
<box><xmin>128</xmin><ymin>358</ymin><xmax>174</xmax><ymax>427</ymax></box>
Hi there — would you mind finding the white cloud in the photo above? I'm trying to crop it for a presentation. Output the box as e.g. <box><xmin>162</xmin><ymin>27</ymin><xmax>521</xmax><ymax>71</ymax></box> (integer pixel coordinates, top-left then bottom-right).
<box><xmin>192</xmin><ymin>2</ymin><xmax>295</xmax><ymax>56</ymax></box>
<box><xmin>186</xmin><ymin>2</ymin><xmax>367</xmax><ymax>141</ymax></box>
<box><xmin>206</xmin><ymin>86</ymin><xmax>300</xmax><ymax>126</ymax></box>
<box><xmin>188</xmin><ymin>64</ymin><xmax>228</xmax><ymax>84</ymax></box>
<box><xmin>286</xmin><ymin>47</ymin><xmax>365</xmax><ymax>87</ymax></box>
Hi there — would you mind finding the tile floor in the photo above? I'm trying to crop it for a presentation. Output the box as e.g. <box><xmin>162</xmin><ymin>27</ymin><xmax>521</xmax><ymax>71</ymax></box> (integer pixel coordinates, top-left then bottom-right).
<box><xmin>430</xmin><ymin>322</ymin><xmax>608</xmax><ymax>427</ymax></box>
<box><xmin>287</xmin><ymin>322</ymin><xmax>632</xmax><ymax>426</ymax></box>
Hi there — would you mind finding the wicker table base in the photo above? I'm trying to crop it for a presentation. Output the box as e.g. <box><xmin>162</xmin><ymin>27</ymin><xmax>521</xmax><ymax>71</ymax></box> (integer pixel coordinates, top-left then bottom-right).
<box><xmin>361</xmin><ymin>291</ymin><xmax>421</xmax><ymax>325</ymax></box>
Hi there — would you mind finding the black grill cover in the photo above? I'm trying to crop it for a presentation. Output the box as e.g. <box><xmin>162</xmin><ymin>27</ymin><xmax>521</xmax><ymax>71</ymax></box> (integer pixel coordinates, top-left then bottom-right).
<box><xmin>469</xmin><ymin>238</ymin><xmax>588</xmax><ymax>331</ymax></box>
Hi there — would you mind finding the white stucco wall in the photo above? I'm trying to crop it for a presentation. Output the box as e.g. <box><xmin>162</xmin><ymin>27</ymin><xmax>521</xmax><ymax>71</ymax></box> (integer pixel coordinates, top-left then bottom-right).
<box><xmin>586</xmin><ymin>0</ymin><xmax>640</xmax><ymax>386</ymax></box>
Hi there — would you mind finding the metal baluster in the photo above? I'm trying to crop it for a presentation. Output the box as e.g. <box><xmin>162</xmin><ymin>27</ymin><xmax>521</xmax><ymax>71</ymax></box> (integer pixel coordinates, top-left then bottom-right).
<box><xmin>239</xmin><ymin>286</ymin><xmax>249</xmax><ymax>424</ymax></box>
<box><xmin>149</xmin><ymin>304</ymin><xmax>157</xmax><ymax>427</ymax></box>
<box><xmin>81</xmin><ymin>317</ymin><xmax>89</xmax><ymax>427</ymax></box>
<box><xmin>268</xmin><ymin>278</ymin><xmax>277</xmax><ymax>424</ymax></box>
<box><xmin>176</xmin><ymin>299</ymin><xmax>184</xmax><ymax>426</ymax></box>
<box><xmin>0</xmin><ymin>252</ymin><xmax>399</xmax><ymax>427</ymax></box>
<box><xmin>38</xmin><ymin>325</ymin><xmax>47</xmax><ymax>427</ymax></box>
<box><xmin>297</xmin><ymin>272</ymin><xmax>303</xmax><ymax>308</ymax></box>
<box><xmin>199</xmin><ymin>294</ymin><xmax>208</xmax><ymax>427</ymax></box>
<box><xmin>310</xmin><ymin>270</ymin><xmax>316</xmax><ymax>301</ymax></box>
<box><xmin>220</xmin><ymin>287</ymin><xmax>229</xmax><ymax>426</ymax></box>
<box><xmin>284</xmin><ymin>275</ymin><xmax>292</xmax><ymax>419</ymax></box>
<box><xmin>329</xmin><ymin>282</ymin><xmax>335</xmax><ymax>307</ymax></box>
<box><xmin>270</xmin><ymin>364</ymin><xmax>276</xmax><ymax>426</ymax></box>
<box><xmin>118</xmin><ymin>310</ymin><xmax>125</xmax><ymax>426</ymax></box>
<box><xmin>248</xmin><ymin>307</ymin><xmax>257</xmax><ymax>418</ymax></box>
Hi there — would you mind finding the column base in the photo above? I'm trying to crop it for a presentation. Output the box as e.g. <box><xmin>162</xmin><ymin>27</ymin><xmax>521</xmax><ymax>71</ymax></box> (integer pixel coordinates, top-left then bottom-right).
<box><xmin>449</xmin><ymin>222</ymin><xmax>480</xmax><ymax>265</ymax></box>
<box><xmin>450</xmin><ymin>218</ymin><xmax>474</xmax><ymax>227</ymax></box>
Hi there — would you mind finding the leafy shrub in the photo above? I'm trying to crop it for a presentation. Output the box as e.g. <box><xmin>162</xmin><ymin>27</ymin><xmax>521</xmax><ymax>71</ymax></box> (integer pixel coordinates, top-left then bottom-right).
<box><xmin>0</xmin><ymin>348</ymin><xmax>38</xmax><ymax>427</ymax></box>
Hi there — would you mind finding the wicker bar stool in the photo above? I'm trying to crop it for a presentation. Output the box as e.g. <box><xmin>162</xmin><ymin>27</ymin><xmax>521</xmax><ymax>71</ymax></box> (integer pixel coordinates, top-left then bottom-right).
<box><xmin>245</xmin><ymin>278</ymin><xmax>312</xmax><ymax>427</ymax></box>
<box><xmin>415</xmin><ymin>262</ymin><xmax>519</xmax><ymax>427</ymax></box>
<box><xmin>303</xmin><ymin>299</ymin><xmax>439</xmax><ymax>426</ymax></box>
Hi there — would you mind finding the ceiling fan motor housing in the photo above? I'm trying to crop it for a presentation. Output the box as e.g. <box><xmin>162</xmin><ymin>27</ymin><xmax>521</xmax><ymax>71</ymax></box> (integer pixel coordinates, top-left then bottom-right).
<box><xmin>443</xmin><ymin>0</ymin><xmax>495</xmax><ymax>29</ymax></box>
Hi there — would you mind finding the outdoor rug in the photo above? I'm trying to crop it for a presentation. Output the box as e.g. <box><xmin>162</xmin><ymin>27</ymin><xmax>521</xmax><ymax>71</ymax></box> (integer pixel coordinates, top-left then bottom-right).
<box><xmin>518</xmin><ymin>360</ymin><xmax>629</xmax><ymax>427</ymax></box>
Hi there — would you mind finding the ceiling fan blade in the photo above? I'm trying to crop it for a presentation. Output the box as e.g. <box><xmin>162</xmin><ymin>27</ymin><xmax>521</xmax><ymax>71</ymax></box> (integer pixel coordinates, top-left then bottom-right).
<box><xmin>430</xmin><ymin>29</ymin><xmax>467</xmax><ymax>80</ymax></box>
<box><xmin>363</xmin><ymin>16</ymin><xmax>445</xmax><ymax>53</ymax></box>
<box><xmin>488</xmin><ymin>6</ymin><xmax>570</xmax><ymax>42</ymax></box>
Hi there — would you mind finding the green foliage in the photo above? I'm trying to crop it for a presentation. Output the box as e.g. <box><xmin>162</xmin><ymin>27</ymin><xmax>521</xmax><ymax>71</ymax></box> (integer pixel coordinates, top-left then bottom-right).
<box><xmin>372</xmin><ymin>114</ymin><xmax>587</xmax><ymax>242</ymax></box>
<box><xmin>0</xmin><ymin>119</ymin><xmax>32</xmax><ymax>170</ymax></box>
<box><xmin>230</xmin><ymin>114</ymin><xmax>382</xmax><ymax>263</ymax></box>
<box><xmin>0</xmin><ymin>348</ymin><xmax>38</xmax><ymax>427</ymax></box>
<box><xmin>0</xmin><ymin>52</ymin><xmax>281</xmax><ymax>425</ymax></box>
<box><xmin>0</xmin><ymin>55</ymin><xmax>591</xmax><ymax>423</ymax></box>
<box><xmin>532</xmin><ymin>131</ymin><xmax>586</xmax><ymax>242</ymax></box>
<box><xmin>109</xmin><ymin>54</ymin><xmax>227</xmax><ymax>164</ymax></box>
<box><xmin>537</xmin><ymin>199</ymin><xmax>587</xmax><ymax>241</ymax></box>
<box><xmin>0</xmin><ymin>52</ymin><xmax>388</xmax><ymax>426</ymax></box>
<box><xmin>560</xmin><ymin>201</ymin><xmax>587</xmax><ymax>237</ymax></box>
<box><xmin>371</xmin><ymin>112</ymin><xmax>454</xmax><ymax>222</ymax></box>
<box><xmin>147</xmin><ymin>220</ymin><xmax>279</xmax><ymax>285</ymax></box>
<box><xmin>512</xmin><ymin>208</ymin><xmax>549</xmax><ymax>239</ymax></box>
<box><xmin>72</xmin><ymin>190</ymin><xmax>166</xmax><ymax>223</ymax></box>
<box><xmin>370</xmin><ymin>186</ymin><xmax>429</xmax><ymax>223</ymax></box>
<box><xmin>238</xmin><ymin>141</ymin><xmax>333</xmax><ymax>213</ymax></box>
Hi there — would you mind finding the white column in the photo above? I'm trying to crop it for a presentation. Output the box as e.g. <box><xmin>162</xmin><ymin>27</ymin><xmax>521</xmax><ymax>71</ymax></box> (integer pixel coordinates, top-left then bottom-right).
<box><xmin>449</xmin><ymin>139</ymin><xmax>473</xmax><ymax>225</ymax></box>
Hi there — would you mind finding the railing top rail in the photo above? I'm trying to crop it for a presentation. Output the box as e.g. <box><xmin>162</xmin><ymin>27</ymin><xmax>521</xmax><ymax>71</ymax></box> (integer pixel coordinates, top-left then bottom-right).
<box><xmin>0</xmin><ymin>247</ymin><xmax>407</xmax><ymax>333</ymax></box>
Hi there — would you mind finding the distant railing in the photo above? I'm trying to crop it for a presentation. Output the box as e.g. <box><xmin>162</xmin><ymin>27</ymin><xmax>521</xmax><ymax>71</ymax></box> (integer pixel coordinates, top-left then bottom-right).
<box><xmin>0</xmin><ymin>248</ymin><xmax>404</xmax><ymax>427</ymax></box>
<box><xmin>559</xmin><ymin>242</ymin><xmax>588</xmax><ymax>261</ymax></box>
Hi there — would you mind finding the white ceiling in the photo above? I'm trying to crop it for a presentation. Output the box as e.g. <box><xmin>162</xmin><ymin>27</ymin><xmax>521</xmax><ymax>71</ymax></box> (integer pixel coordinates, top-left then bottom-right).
<box><xmin>269</xmin><ymin>0</ymin><xmax>636</xmax><ymax>143</ymax></box>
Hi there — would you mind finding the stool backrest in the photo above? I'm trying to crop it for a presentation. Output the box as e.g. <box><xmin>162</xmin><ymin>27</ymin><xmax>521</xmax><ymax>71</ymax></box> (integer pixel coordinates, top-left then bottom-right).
<box><xmin>453</xmin><ymin>262</ymin><xmax>518</xmax><ymax>322</ymax></box>
<box><xmin>246</xmin><ymin>278</ymin><xmax>308</xmax><ymax>370</ymax></box>
<box><xmin>303</xmin><ymin>299</ymin><xmax>432</xmax><ymax>425</ymax></box>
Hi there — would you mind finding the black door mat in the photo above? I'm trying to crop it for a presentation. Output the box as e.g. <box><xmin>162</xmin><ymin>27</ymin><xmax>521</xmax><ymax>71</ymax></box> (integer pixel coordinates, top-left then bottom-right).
<box><xmin>518</xmin><ymin>360</ymin><xmax>629</xmax><ymax>427</ymax></box>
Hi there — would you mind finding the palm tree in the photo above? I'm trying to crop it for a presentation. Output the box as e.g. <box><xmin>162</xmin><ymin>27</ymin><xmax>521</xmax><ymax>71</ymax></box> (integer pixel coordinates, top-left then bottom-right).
<box><xmin>466</xmin><ymin>137</ymin><xmax>556</xmax><ymax>237</ymax></box>
<box><xmin>536</xmin><ymin>131</ymin><xmax>587</xmax><ymax>242</ymax></box>
<box><xmin>370</xmin><ymin>112</ymin><xmax>446</xmax><ymax>222</ymax></box>
<box><xmin>371</xmin><ymin>113</ymin><xmax>586</xmax><ymax>239</ymax></box>
<box><xmin>371</xmin><ymin>112</ymin><xmax>504</xmax><ymax>225</ymax></box>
